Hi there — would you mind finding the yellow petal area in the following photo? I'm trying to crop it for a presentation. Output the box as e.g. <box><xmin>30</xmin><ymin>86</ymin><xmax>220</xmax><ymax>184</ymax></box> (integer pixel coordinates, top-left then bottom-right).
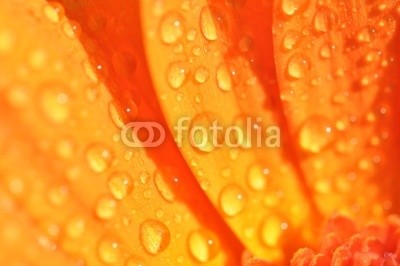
<box><xmin>273</xmin><ymin>0</ymin><xmax>400</xmax><ymax>222</ymax></box>
<box><xmin>141</xmin><ymin>1</ymin><xmax>319</xmax><ymax>263</ymax></box>
<box><xmin>0</xmin><ymin>1</ymin><xmax>240</xmax><ymax>265</ymax></box>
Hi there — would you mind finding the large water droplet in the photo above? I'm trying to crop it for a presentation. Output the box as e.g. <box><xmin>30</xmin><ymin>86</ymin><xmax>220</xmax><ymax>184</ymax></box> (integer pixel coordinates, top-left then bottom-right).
<box><xmin>200</xmin><ymin>7</ymin><xmax>220</xmax><ymax>41</ymax></box>
<box><xmin>160</xmin><ymin>12</ymin><xmax>185</xmax><ymax>44</ymax></box>
<box><xmin>287</xmin><ymin>54</ymin><xmax>310</xmax><ymax>79</ymax></box>
<box><xmin>298</xmin><ymin>116</ymin><xmax>335</xmax><ymax>153</ymax></box>
<box><xmin>154</xmin><ymin>171</ymin><xmax>175</xmax><ymax>202</ymax></box>
<box><xmin>194</xmin><ymin>66</ymin><xmax>210</xmax><ymax>84</ymax></box>
<box><xmin>167</xmin><ymin>61</ymin><xmax>190</xmax><ymax>89</ymax></box>
<box><xmin>140</xmin><ymin>220</ymin><xmax>170</xmax><ymax>255</ymax></box>
<box><xmin>188</xmin><ymin>229</ymin><xmax>220</xmax><ymax>263</ymax></box>
<box><xmin>95</xmin><ymin>195</ymin><xmax>117</xmax><ymax>220</ymax></box>
<box><xmin>219</xmin><ymin>184</ymin><xmax>247</xmax><ymax>217</ymax></box>
<box><xmin>247</xmin><ymin>164</ymin><xmax>269</xmax><ymax>191</ymax></box>
<box><xmin>108</xmin><ymin>172</ymin><xmax>133</xmax><ymax>200</ymax></box>
<box><xmin>97</xmin><ymin>237</ymin><xmax>121</xmax><ymax>264</ymax></box>
<box><xmin>86</xmin><ymin>144</ymin><xmax>114</xmax><ymax>173</ymax></box>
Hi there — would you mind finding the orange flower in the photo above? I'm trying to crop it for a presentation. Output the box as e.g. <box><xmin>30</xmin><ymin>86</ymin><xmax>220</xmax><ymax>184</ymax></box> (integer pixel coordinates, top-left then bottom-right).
<box><xmin>0</xmin><ymin>0</ymin><xmax>399</xmax><ymax>265</ymax></box>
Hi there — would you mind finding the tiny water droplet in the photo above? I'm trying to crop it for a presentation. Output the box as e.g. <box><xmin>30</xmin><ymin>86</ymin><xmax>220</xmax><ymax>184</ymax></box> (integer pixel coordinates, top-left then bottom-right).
<box><xmin>282</xmin><ymin>30</ymin><xmax>301</xmax><ymax>50</ymax></box>
<box><xmin>219</xmin><ymin>184</ymin><xmax>247</xmax><ymax>217</ymax></box>
<box><xmin>319</xmin><ymin>43</ymin><xmax>335</xmax><ymax>59</ymax></box>
<box><xmin>167</xmin><ymin>62</ymin><xmax>190</xmax><ymax>89</ymax></box>
<box><xmin>97</xmin><ymin>237</ymin><xmax>121</xmax><ymax>264</ymax></box>
<box><xmin>108</xmin><ymin>172</ymin><xmax>133</xmax><ymax>200</ymax></box>
<box><xmin>357</xmin><ymin>27</ymin><xmax>376</xmax><ymax>43</ymax></box>
<box><xmin>86</xmin><ymin>144</ymin><xmax>114</xmax><ymax>173</ymax></box>
<box><xmin>287</xmin><ymin>54</ymin><xmax>310</xmax><ymax>79</ymax></box>
<box><xmin>188</xmin><ymin>229</ymin><xmax>220</xmax><ymax>263</ymax></box>
<box><xmin>160</xmin><ymin>12</ymin><xmax>185</xmax><ymax>44</ymax></box>
<box><xmin>63</xmin><ymin>20</ymin><xmax>81</xmax><ymax>38</ymax></box>
<box><xmin>140</xmin><ymin>220</ymin><xmax>170</xmax><ymax>255</ymax></box>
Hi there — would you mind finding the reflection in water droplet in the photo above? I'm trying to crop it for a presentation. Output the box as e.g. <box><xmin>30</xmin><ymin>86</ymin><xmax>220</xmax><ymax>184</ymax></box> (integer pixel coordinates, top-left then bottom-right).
<box><xmin>86</xmin><ymin>144</ymin><xmax>114</xmax><ymax>173</ymax></box>
<box><xmin>299</xmin><ymin>116</ymin><xmax>335</xmax><ymax>153</ymax></box>
<box><xmin>188</xmin><ymin>229</ymin><xmax>220</xmax><ymax>263</ymax></box>
<box><xmin>95</xmin><ymin>195</ymin><xmax>117</xmax><ymax>220</ymax></box>
<box><xmin>219</xmin><ymin>184</ymin><xmax>247</xmax><ymax>217</ymax></box>
<box><xmin>216</xmin><ymin>63</ymin><xmax>233</xmax><ymax>91</ymax></box>
<box><xmin>97</xmin><ymin>237</ymin><xmax>121</xmax><ymax>264</ymax></box>
<box><xmin>154</xmin><ymin>171</ymin><xmax>175</xmax><ymax>202</ymax></box>
<box><xmin>160</xmin><ymin>12</ymin><xmax>185</xmax><ymax>44</ymax></box>
<box><xmin>140</xmin><ymin>220</ymin><xmax>170</xmax><ymax>255</ymax></box>
<box><xmin>287</xmin><ymin>54</ymin><xmax>310</xmax><ymax>79</ymax></box>
<box><xmin>167</xmin><ymin>61</ymin><xmax>190</xmax><ymax>89</ymax></box>
<box><xmin>108</xmin><ymin>172</ymin><xmax>133</xmax><ymax>200</ymax></box>
<box><xmin>247</xmin><ymin>164</ymin><xmax>269</xmax><ymax>191</ymax></box>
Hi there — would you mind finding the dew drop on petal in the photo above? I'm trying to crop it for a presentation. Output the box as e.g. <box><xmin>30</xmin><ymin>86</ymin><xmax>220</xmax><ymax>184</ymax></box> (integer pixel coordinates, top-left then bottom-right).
<box><xmin>247</xmin><ymin>164</ymin><xmax>269</xmax><ymax>191</ymax></box>
<box><xmin>86</xmin><ymin>144</ymin><xmax>114</xmax><ymax>173</ymax></box>
<box><xmin>319</xmin><ymin>43</ymin><xmax>335</xmax><ymax>59</ymax></box>
<box><xmin>108</xmin><ymin>172</ymin><xmax>133</xmax><ymax>200</ymax></box>
<box><xmin>200</xmin><ymin>7</ymin><xmax>219</xmax><ymax>41</ymax></box>
<box><xmin>65</xmin><ymin>215</ymin><xmax>86</xmax><ymax>239</ymax></box>
<box><xmin>261</xmin><ymin>215</ymin><xmax>285</xmax><ymax>247</ymax></box>
<box><xmin>154</xmin><ymin>171</ymin><xmax>175</xmax><ymax>202</ymax></box>
<box><xmin>216</xmin><ymin>63</ymin><xmax>233</xmax><ymax>91</ymax></box>
<box><xmin>108</xmin><ymin>101</ymin><xmax>125</xmax><ymax>129</ymax></box>
<box><xmin>298</xmin><ymin>116</ymin><xmax>335</xmax><ymax>153</ymax></box>
<box><xmin>43</xmin><ymin>2</ymin><xmax>64</xmax><ymax>23</ymax></box>
<box><xmin>188</xmin><ymin>229</ymin><xmax>220</xmax><ymax>263</ymax></box>
<box><xmin>281</xmin><ymin>0</ymin><xmax>309</xmax><ymax>16</ymax></box>
<box><xmin>219</xmin><ymin>184</ymin><xmax>247</xmax><ymax>217</ymax></box>
<box><xmin>97</xmin><ymin>237</ymin><xmax>121</xmax><ymax>264</ymax></box>
<box><xmin>160</xmin><ymin>12</ymin><xmax>185</xmax><ymax>44</ymax></box>
<box><xmin>140</xmin><ymin>220</ymin><xmax>170</xmax><ymax>255</ymax></box>
<box><xmin>194</xmin><ymin>66</ymin><xmax>210</xmax><ymax>84</ymax></box>
<box><xmin>40</xmin><ymin>85</ymin><xmax>70</xmax><ymax>124</ymax></box>
<box><xmin>287</xmin><ymin>53</ymin><xmax>310</xmax><ymax>79</ymax></box>
<box><xmin>313</xmin><ymin>7</ymin><xmax>338</xmax><ymax>33</ymax></box>
<box><xmin>282</xmin><ymin>30</ymin><xmax>301</xmax><ymax>51</ymax></box>
<box><xmin>95</xmin><ymin>195</ymin><xmax>117</xmax><ymax>220</ymax></box>
<box><xmin>167</xmin><ymin>61</ymin><xmax>190</xmax><ymax>89</ymax></box>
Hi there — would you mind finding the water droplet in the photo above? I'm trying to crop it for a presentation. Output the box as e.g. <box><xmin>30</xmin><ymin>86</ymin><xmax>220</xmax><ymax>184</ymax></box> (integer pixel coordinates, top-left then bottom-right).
<box><xmin>83</xmin><ymin>60</ymin><xmax>99</xmax><ymax>83</ymax></box>
<box><xmin>364</xmin><ymin>49</ymin><xmax>382</xmax><ymax>63</ymax></box>
<box><xmin>298</xmin><ymin>116</ymin><xmax>335</xmax><ymax>153</ymax></box>
<box><xmin>261</xmin><ymin>215</ymin><xmax>285</xmax><ymax>247</ymax></box>
<box><xmin>219</xmin><ymin>184</ymin><xmax>247</xmax><ymax>217</ymax></box>
<box><xmin>194</xmin><ymin>66</ymin><xmax>210</xmax><ymax>84</ymax></box>
<box><xmin>47</xmin><ymin>185</ymin><xmax>69</xmax><ymax>206</ymax></box>
<box><xmin>216</xmin><ymin>63</ymin><xmax>233</xmax><ymax>91</ymax></box>
<box><xmin>167</xmin><ymin>62</ymin><xmax>190</xmax><ymax>89</ymax></box>
<box><xmin>287</xmin><ymin>54</ymin><xmax>310</xmax><ymax>79</ymax></box>
<box><xmin>108</xmin><ymin>101</ymin><xmax>125</xmax><ymax>129</ymax></box>
<box><xmin>108</xmin><ymin>172</ymin><xmax>133</xmax><ymax>200</ymax></box>
<box><xmin>140</xmin><ymin>172</ymin><xmax>150</xmax><ymax>184</ymax></box>
<box><xmin>97</xmin><ymin>237</ymin><xmax>121</xmax><ymax>264</ymax></box>
<box><xmin>86</xmin><ymin>144</ymin><xmax>114</xmax><ymax>173</ymax></box>
<box><xmin>313</xmin><ymin>7</ymin><xmax>338</xmax><ymax>33</ymax></box>
<box><xmin>62</xmin><ymin>20</ymin><xmax>81</xmax><ymax>38</ymax></box>
<box><xmin>357</xmin><ymin>27</ymin><xmax>377</xmax><ymax>43</ymax></box>
<box><xmin>140</xmin><ymin>220</ymin><xmax>170</xmax><ymax>255</ymax></box>
<box><xmin>43</xmin><ymin>3</ymin><xmax>64</xmax><ymax>23</ymax></box>
<box><xmin>95</xmin><ymin>195</ymin><xmax>117</xmax><ymax>220</ymax></box>
<box><xmin>40</xmin><ymin>85</ymin><xmax>70</xmax><ymax>124</ymax></box>
<box><xmin>247</xmin><ymin>164</ymin><xmax>269</xmax><ymax>191</ymax></box>
<box><xmin>319</xmin><ymin>43</ymin><xmax>335</xmax><ymax>59</ymax></box>
<box><xmin>282</xmin><ymin>30</ymin><xmax>302</xmax><ymax>50</ymax></box>
<box><xmin>188</xmin><ymin>229</ymin><xmax>220</xmax><ymax>263</ymax></box>
<box><xmin>160</xmin><ymin>12</ymin><xmax>185</xmax><ymax>44</ymax></box>
<box><xmin>281</xmin><ymin>0</ymin><xmax>309</xmax><ymax>16</ymax></box>
<box><xmin>190</xmin><ymin>113</ymin><xmax>220</xmax><ymax>153</ymax></box>
<box><xmin>200</xmin><ymin>7</ymin><xmax>221</xmax><ymax>41</ymax></box>
<box><xmin>65</xmin><ymin>215</ymin><xmax>86</xmax><ymax>239</ymax></box>
<box><xmin>0</xmin><ymin>29</ymin><xmax>15</xmax><ymax>54</ymax></box>
<box><xmin>186</xmin><ymin>28</ymin><xmax>197</xmax><ymax>41</ymax></box>
<box><xmin>112</xmin><ymin>51</ymin><xmax>137</xmax><ymax>77</ymax></box>
<box><xmin>154</xmin><ymin>171</ymin><xmax>175</xmax><ymax>202</ymax></box>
